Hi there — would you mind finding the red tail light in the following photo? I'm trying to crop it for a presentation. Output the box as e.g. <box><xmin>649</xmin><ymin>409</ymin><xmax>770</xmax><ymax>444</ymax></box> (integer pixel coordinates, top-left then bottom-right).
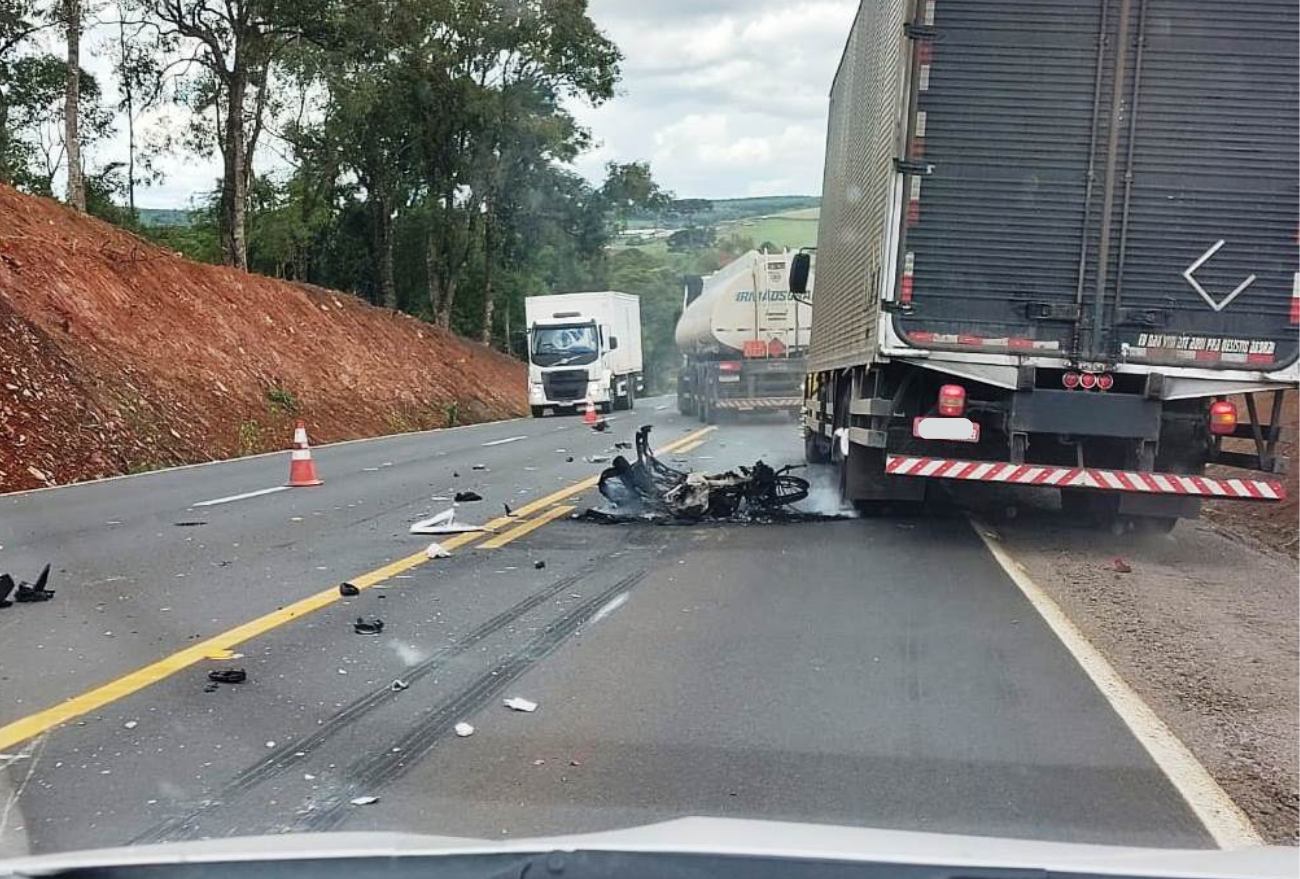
<box><xmin>718</xmin><ymin>361</ymin><xmax>743</xmax><ymax>374</ymax></box>
<box><xmin>938</xmin><ymin>384</ymin><xmax>966</xmax><ymax>417</ymax></box>
<box><xmin>1209</xmin><ymin>401</ymin><xmax>1238</xmax><ymax>436</ymax></box>
<box><xmin>1096</xmin><ymin>373</ymin><xmax>1115</xmax><ymax>391</ymax></box>
<box><xmin>1063</xmin><ymin>372</ymin><xmax>1081</xmax><ymax>390</ymax></box>
<box><xmin>1079</xmin><ymin>372</ymin><xmax>1098</xmax><ymax>390</ymax></box>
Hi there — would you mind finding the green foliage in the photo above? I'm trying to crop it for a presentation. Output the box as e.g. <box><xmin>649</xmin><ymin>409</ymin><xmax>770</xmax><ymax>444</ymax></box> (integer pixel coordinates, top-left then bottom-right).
<box><xmin>265</xmin><ymin>384</ymin><xmax>298</xmax><ymax>414</ymax></box>
<box><xmin>237</xmin><ymin>420</ymin><xmax>264</xmax><ymax>456</ymax></box>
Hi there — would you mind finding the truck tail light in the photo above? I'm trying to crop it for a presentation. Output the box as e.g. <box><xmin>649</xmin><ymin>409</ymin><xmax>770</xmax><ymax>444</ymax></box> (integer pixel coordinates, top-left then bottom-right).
<box><xmin>719</xmin><ymin>361</ymin><xmax>743</xmax><ymax>374</ymax></box>
<box><xmin>1079</xmin><ymin>372</ymin><xmax>1098</xmax><ymax>390</ymax></box>
<box><xmin>1209</xmin><ymin>401</ymin><xmax>1238</xmax><ymax>436</ymax></box>
<box><xmin>1096</xmin><ymin>373</ymin><xmax>1115</xmax><ymax>391</ymax></box>
<box><xmin>1063</xmin><ymin>372</ymin><xmax>1081</xmax><ymax>390</ymax></box>
<box><xmin>937</xmin><ymin>384</ymin><xmax>966</xmax><ymax>417</ymax></box>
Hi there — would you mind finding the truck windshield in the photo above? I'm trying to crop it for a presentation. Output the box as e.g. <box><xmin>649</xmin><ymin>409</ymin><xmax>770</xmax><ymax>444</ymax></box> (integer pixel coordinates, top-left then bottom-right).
<box><xmin>531</xmin><ymin>324</ymin><xmax>599</xmax><ymax>367</ymax></box>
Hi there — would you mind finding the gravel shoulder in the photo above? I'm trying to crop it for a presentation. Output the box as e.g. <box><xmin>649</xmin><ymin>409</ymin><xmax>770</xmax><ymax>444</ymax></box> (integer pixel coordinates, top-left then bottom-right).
<box><xmin>993</xmin><ymin>509</ymin><xmax>1299</xmax><ymax>844</ymax></box>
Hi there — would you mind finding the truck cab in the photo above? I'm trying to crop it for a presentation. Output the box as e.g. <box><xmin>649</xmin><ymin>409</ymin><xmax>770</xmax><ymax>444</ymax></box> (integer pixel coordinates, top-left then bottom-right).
<box><xmin>526</xmin><ymin>293</ymin><xmax>643</xmax><ymax>417</ymax></box>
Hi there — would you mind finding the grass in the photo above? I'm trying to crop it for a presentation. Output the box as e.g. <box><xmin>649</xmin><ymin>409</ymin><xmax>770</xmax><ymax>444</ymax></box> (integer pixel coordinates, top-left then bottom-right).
<box><xmin>237</xmin><ymin>420</ymin><xmax>264</xmax><ymax>456</ymax></box>
<box><xmin>265</xmin><ymin>385</ymin><xmax>298</xmax><ymax>415</ymax></box>
<box><xmin>718</xmin><ymin>214</ymin><xmax>820</xmax><ymax>251</ymax></box>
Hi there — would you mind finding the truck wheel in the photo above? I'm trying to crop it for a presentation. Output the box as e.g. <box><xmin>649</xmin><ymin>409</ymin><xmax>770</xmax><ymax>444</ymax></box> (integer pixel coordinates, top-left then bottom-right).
<box><xmin>1061</xmin><ymin>489</ymin><xmax>1121</xmax><ymax>529</ymax></box>
<box><xmin>531</xmin><ymin>406</ymin><xmax>547</xmax><ymax>419</ymax></box>
<box><xmin>804</xmin><ymin>429</ymin><xmax>830</xmax><ymax>464</ymax></box>
<box><xmin>1131</xmin><ymin>516</ymin><xmax>1179</xmax><ymax>535</ymax></box>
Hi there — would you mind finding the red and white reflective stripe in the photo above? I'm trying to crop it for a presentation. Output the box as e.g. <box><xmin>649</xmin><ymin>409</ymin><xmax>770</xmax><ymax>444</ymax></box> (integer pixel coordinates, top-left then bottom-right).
<box><xmin>714</xmin><ymin>398</ymin><xmax>801</xmax><ymax>410</ymax></box>
<box><xmin>884</xmin><ymin>455</ymin><xmax>1286</xmax><ymax>501</ymax></box>
<box><xmin>1123</xmin><ymin>345</ymin><xmax>1276</xmax><ymax>366</ymax></box>
<box><xmin>907</xmin><ymin>177</ymin><xmax>923</xmax><ymax>227</ymax></box>
<box><xmin>293</xmin><ymin>427</ymin><xmax>308</xmax><ymax>446</ymax></box>
<box><xmin>1291</xmin><ymin>272</ymin><xmax>1299</xmax><ymax>324</ymax></box>
<box><xmin>291</xmin><ymin>449</ymin><xmax>313</xmax><ymax>462</ymax></box>
<box><xmin>912</xmin><ymin>110</ymin><xmax>927</xmax><ymax>160</ymax></box>
<box><xmin>904</xmin><ymin>331</ymin><xmax>1060</xmax><ymax>352</ymax></box>
<box><xmin>901</xmin><ymin>252</ymin><xmax>915</xmax><ymax>303</ymax></box>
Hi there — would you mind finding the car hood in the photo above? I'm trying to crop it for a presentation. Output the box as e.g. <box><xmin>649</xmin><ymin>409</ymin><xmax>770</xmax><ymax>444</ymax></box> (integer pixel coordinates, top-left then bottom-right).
<box><xmin>0</xmin><ymin>818</ymin><xmax>1292</xmax><ymax>878</ymax></box>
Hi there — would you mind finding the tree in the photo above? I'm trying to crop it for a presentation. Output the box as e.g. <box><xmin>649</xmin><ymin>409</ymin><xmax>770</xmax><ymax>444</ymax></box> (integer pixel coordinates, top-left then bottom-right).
<box><xmin>1</xmin><ymin>0</ymin><xmax>53</xmax><ymax>183</ymax></box>
<box><xmin>105</xmin><ymin>1</ymin><xmax>169</xmax><ymax>218</ymax></box>
<box><xmin>600</xmin><ymin>161</ymin><xmax>669</xmax><ymax>232</ymax></box>
<box><xmin>151</xmin><ymin>0</ymin><xmax>327</xmax><ymax>269</ymax></box>
<box><xmin>62</xmin><ymin>0</ymin><xmax>84</xmax><ymax>209</ymax></box>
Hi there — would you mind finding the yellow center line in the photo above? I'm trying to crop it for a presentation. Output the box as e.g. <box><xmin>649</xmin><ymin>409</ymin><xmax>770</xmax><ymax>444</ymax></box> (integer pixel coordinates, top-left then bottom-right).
<box><xmin>0</xmin><ymin>424</ymin><xmax>717</xmax><ymax>753</ymax></box>
<box><xmin>673</xmin><ymin>439</ymin><xmax>707</xmax><ymax>455</ymax></box>
<box><xmin>479</xmin><ymin>506</ymin><xmax>576</xmax><ymax>549</ymax></box>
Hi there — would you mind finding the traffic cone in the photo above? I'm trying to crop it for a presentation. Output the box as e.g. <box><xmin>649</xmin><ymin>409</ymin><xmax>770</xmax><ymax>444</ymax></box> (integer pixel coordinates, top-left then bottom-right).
<box><xmin>287</xmin><ymin>420</ymin><xmax>323</xmax><ymax>487</ymax></box>
<box><xmin>583</xmin><ymin>397</ymin><xmax>599</xmax><ymax>426</ymax></box>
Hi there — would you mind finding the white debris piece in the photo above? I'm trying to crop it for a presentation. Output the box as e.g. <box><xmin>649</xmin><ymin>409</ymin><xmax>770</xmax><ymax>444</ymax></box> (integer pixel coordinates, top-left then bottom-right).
<box><xmin>390</xmin><ymin>680</ymin><xmax>410</xmax><ymax>692</ymax></box>
<box><xmin>454</xmin><ymin>722</ymin><xmax>475</xmax><ymax>738</ymax></box>
<box><xmin>410</xmin><ymin>508</ymin><xmax>489</xmax><ymax>536</ymax></box>
<box><xmin>350</xmin><ymin>796</ymin><xmax>380</xmax><ymax>806</ymax></box>
<box><xmin>426</xmin><ymin>543</ymin><xmax>452</xmax><ymax>559</ymax></box>
<box><xmin>123</xmin><ymin>721</ymin><xmax>138</xmax><ymax>730</ymax></box>
<box><xmin>503</xmin><ymin>697</ymin><xmax>538</xmax><ymax>713</ymax></box>
<box><xmin>266</xmin><ymin>741</ymin><xmax>276</xmax><ymax>749</ymax></box>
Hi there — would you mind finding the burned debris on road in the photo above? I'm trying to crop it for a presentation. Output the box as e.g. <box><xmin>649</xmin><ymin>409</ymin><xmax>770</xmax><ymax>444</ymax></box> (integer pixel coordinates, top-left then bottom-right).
<box><xmin>589</xmin><ymin>427</ymin><xmax>823</xmax><ymax>524</ymax></box>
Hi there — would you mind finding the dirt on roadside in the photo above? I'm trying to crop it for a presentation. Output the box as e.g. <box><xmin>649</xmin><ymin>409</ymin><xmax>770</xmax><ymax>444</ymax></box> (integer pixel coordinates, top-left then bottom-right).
<box><xmin>990</xmin><ymin>505</ymin><xmax>1299</xmax><ymax>844</ymax></box>
<box><xmin>0</xmin><ymin>185</ymin><xmax>526</xmax><ymax>493</ymax></box>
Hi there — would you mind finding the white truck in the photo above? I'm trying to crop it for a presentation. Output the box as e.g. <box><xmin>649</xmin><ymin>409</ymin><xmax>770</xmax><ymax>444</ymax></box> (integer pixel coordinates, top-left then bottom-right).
<box><xmin>526</xmin><ymin>292</ymin><xmax>643</xmax><ymax>417</ymax></box>
<box><xmin>676</xmin><ymin>250</ymin><xmax>813</xmax><ymax>423</ymax></box>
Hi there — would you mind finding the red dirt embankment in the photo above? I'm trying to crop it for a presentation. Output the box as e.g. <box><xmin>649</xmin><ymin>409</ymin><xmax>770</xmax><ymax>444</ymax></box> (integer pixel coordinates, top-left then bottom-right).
<box><xmin>0</xmin><ymin>185</ymin><xmax>526</xmax><ymax>493</ymax></box>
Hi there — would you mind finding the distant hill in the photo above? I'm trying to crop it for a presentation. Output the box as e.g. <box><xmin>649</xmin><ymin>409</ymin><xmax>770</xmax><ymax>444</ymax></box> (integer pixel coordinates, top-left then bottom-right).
<box><xmin>136</xmin><ymin>208</ymin><xmax>194</xmax><ymax>227</ymax></box>
<box><xmin>626</xmin><ymin>195</ymin><xmax>820</xmax><ymax>230</ymax></box>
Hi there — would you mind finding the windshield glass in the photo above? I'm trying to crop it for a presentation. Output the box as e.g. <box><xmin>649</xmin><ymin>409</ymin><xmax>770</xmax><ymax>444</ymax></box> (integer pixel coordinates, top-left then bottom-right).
<box><xmin>0</xmin><ymin>0</ymin><xmax>1296</xmax><ymax>866</ymax></box>
<box><xmin>531</xmin><ymin>324</ymin><xmax>599</xmax><ymax>367</ymax></box>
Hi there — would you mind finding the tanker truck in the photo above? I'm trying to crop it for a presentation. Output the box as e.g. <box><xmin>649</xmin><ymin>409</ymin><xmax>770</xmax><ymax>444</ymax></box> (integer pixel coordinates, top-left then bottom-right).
<box><xmin>676</xmin><ymin>250</ymin><xmax>813</xmax><ymax>423</ymax></box>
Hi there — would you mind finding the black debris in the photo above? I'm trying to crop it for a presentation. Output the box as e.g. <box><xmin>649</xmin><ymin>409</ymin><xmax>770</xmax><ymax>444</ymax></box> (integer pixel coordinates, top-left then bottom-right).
<box><xmin>534</xmin><ymin>560</ymin><xmax>546</xmax><ymax>570</ymax></box>
<box><xmin>354</xmin><ymin>616</ymin><xmax>385</xmax><ymax>636</ymax></box>
<box><xmin>503</xmin><ymin>503</ymin><xmax>513</xmax><ymax>517</ymax></box>
<box><xmin>472</xmin><ymin>464</ymin><xmax>488</xmax><ymax>471</ymax></box>
<box><xmin>207</xmin><ymin>669</ymin><xmax>247</xmax><ymax>684</ymax></box>
<box><xmin>203</xmin><ymin>683</ymin><xmax>220</xmax><ymax>693</ymax></box>
<box><xmin>455</xmin><ymin>491</ymin><xmax>484</xmax><ymax>503</ymax></box>
<box><xmin>14</xmin><ymin>564</ymin><xmax>54</xmax><ymax>603</ymax></box>
<box><xmin>614</xmin><ymin>442</ymin><xmax>632</xmax><ymax>450</ymax></box>
<box><xmin>174</xmin><ymin>521</ymin><xmax>208</xmax><ymax>528</ymax></box>
<box><xmin>0</xmin><ymin>574</ymin><xmax>14</xmax><ymax>609</ymax></box>
<box><xmin>566</xmin><ymin>457</ymin><xmax>575</xmax><ymax>463</ymax></box>
<box><xmin>453</xmin><ymin>471</ymin><xmax>461</xmax><ymax>479</ymax></box>
<box><xmin>339</xmin><ymin>582</ymin><xmax>361</xmax><ymax>597</ymax></box>
<box><xmin>591</xmin><ymin>421</ymin><xmax>610</xmax><ymax>433</ymax></box>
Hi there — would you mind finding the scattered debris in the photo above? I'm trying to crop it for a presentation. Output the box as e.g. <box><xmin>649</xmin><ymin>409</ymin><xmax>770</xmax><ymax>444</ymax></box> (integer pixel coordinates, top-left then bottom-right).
<box><xmin>534</xmin><ymin>560</ymin><xmax>546</xmax><ymax>570</ymax></box>
<box><xmin>390</xmin><ymin>679</ymin><xmax>410</xmax><ymax>692</ymax></box>
<box><xmin>566</xmin><ymin>457</ymin><xmax>575</xmax><ymax>463</ymax></box>
<box><xmin>591</xmin><ymin>421</ymin><xmax>610</xmax><ymax>433</ymax></box>
<box><xmin>593</xmin><ymin>427</ymin><xmax>810</xmax><ymax>522</ymax></box>
<box><xmin>203</xmin><ymin>683</ymin><xmax>219</xmax><ymax>693</ymax></box>
<box><xmin>426</xmin><ymin>543</ymin><xmax>452</xmax><ymax>559</ymax></box>
<box><xmin>349</xmin><ymin>796</ymin><xmax>380</xmax><ymax>806</ymax></box>
<box><xmin>0</xmin><ymin>564</ymin><xmax>55</xmax><ymax>606</ymax></box>
<box><xmin>453</xmin><ymin>471</ymin><xmax>461</xmax><ymax>478</ymax></box>
<box><xmin>503</xmin><ymin>503</ymin><xmax>513</xmax><ymax>517</ymax></box>
<box><xmin>1112</xmin><ymin>557</ymin><xmax>1133</xmax><ymax>574</ymax></box>
<box><xmin>174</xmin><ymin>521</ymin><xmax>208</xmax><ymax>528</ymax></box>
<box><xmin>503</xmin><ymin>697</ymin><xmax>538</xmax><ymax>713</ymax></box>
<box><xmin>354</xmin><ymin>617</ymin><xmax>385</xmax><ymax>636</ymax></box>
<box><xmin>123</xmin><ymin>721</ymin><xmax>138</xmax><ymax>730</ymax></box>
<box><xmin>207</xmin><ymin>669</ymin><xmax>247</xmax><ymax>684</ymax></box>
<box><xmin>472</xmin><ymin>464</ymin><xmax>488</xmax><ymax>471</ymax></box>
<box><xmin>265</xmin><ymin>741</ymin><xmax>276</xmax><ymax>749</ymax></box>
<box><xmin>586</xmin><ymin>455</ymin><xmax>611</xmax><ymax>464</ymax></box>
<box><xmin>411</xmin><ymin>508</ymin><xmax>488</xmax><ymax>535</ymax></box>
<box><xmin>454</xmin><ymin>722</ymin><xmax>475</xmax><ymax>738</ymax></box>
<box><xmin>614</xmin><ymin>442</ymin><xmax>632</xmax><ymax>450</ymax></box>
<box><xmin>339</xmin><ymin>582</ymin><xmax>361</xmax><ymax>597</ymax></box>
<box><xmin>455</xmin><ymin>491</ymin><xmax>484</xmax><ymax>503</ymax></box>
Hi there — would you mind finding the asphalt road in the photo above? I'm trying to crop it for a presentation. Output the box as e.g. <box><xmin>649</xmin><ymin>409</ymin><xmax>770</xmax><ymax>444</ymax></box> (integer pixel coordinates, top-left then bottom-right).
<box><xmin>0</xmin><ymin>398</ymin><xmax>1212</xmax><ymax>855</ymax></box>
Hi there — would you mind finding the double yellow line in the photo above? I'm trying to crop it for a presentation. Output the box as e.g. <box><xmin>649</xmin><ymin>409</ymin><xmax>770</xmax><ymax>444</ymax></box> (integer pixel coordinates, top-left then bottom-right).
<box><xmin>0</xmin><ymin>425</ymin><xmax>715</xmax><ymax>752</ymax></box>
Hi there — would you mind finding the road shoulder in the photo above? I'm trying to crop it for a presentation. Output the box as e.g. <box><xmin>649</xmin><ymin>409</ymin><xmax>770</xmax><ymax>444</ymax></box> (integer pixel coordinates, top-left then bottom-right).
<box><xmin>995</xmin><ymin>517</ymin><xmax>1299</xmax><ymax>845</ymax></box>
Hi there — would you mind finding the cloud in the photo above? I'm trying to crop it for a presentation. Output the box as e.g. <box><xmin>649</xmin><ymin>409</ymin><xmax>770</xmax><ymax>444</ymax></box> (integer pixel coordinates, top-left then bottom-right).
<box><xmin>568</xmin><ymin>0</ymin><xmax>856</xmax><ymax>198</ymax></box>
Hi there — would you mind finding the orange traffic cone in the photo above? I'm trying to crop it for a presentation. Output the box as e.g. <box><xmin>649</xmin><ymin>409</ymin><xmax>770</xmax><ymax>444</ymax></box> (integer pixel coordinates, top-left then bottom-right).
<box><xmin>583</xmin><ymin>397</ymin><xmax>599</xmax><ymax>426</ymax></box>
<box><xmin>287</xmin><ymin>420</ymin><xmax>323</xmax><ymax>487</ymax></box>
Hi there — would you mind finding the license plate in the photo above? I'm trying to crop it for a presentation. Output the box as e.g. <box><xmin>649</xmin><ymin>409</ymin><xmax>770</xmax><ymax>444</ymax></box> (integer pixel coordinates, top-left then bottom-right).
<box><xmin>913</xmin><ymin>417</ymin><xmax>980</xmax><ymax>443</ymax></box>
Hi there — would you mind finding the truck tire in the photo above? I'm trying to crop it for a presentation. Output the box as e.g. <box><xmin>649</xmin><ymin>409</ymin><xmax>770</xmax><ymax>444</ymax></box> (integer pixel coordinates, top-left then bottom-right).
<box><xmin>531</xmin><ymin>406</ymin><xmax>547</xmax><ymax>419</ymax></box>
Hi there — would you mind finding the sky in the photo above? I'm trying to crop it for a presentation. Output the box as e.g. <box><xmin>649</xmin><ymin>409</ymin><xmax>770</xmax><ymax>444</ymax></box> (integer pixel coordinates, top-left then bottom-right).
<box><xmin>83</xmin><ymin>0</ymin><xmax>857</xmax><ymax>209</ymax></box>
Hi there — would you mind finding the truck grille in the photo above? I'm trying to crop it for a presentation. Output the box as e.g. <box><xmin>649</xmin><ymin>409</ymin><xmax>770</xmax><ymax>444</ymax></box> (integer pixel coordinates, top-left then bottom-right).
<box><xmin>543</xmin><ymin>370</ymin><xmax>588</xmax><ymax>402</ymax></box>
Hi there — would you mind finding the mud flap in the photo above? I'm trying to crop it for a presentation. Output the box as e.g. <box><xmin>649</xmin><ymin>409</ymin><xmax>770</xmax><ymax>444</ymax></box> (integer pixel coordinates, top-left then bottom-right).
<box><xmin>844</xmin><ymin>444</ymin><xmax>926</xmax><ymax>503</ymax></box>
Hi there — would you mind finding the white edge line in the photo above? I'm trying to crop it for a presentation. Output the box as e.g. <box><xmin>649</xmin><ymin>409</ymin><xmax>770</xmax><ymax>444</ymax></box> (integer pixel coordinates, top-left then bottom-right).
<box><xmin>588</xmin><ymin>592</ymin><xmax>629</xmax><ymax>627</ymax></box>
<box><xmin>969</xmin><ymin>518</ymin><xmax>1263</xmax><ymax>850</ymax></box>
<box><xmin>3</xmin><ymin>395</ymin><xmax>681</xmax><ymax>500</ymax></box>
<box><xmin>481</xmin><ymin>435</ymin><xmax>529</xmax><ymax>447</ymax></box>
<box><xmin>192</xmin><ymin>486</ymin><xmax>291</xmax><ymax>508</ymax></box>
<box><xmin>1</xmin><ymin>416</ymin><xmax>529</xmax><ymax>499</ymax></box>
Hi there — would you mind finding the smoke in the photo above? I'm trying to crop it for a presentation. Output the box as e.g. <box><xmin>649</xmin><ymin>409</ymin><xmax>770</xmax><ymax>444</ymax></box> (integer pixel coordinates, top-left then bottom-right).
<box><xmin>797</xmin><ymin>464</ymin><xmax>857</xmax><ymax>518</ymax></box>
